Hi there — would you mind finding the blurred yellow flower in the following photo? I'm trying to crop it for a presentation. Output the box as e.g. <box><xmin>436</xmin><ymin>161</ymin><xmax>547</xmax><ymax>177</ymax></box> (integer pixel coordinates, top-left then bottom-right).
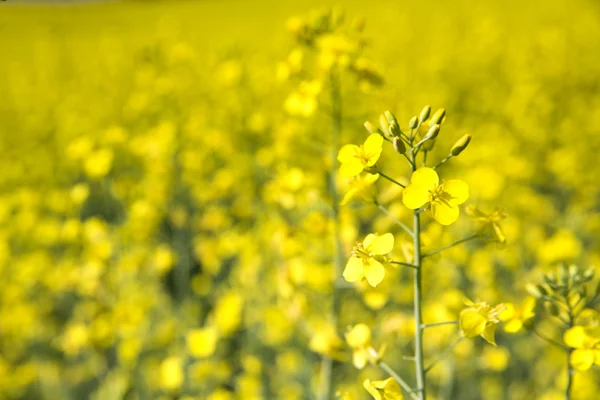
<box><xmin>459</xmin><ymin>299</ymin><xmax>505</xmax><ymax>345</ymax></box>
<box><xmin>337</xmin><ymin>134</ymin><xmax>384</xmax><ymax>177</ymax></box>
<box><xmin>345</xmin><ymin>323</ymin><xmax>373</xmax><ymax>369</ymax></box>
<box><xmin>343</xmin><ymin>233</ymin><xmax>394</xmax><ymax>287</ymax></box>
<box><xmin>500</xmin><ymin>296</ymin><xmax>536</xmax><ymax>333</ymax></box>
<box><xmin>466</xmin><ymin>205</ymin><xmax>507</xmax><ymax>243</ymax></box>
<box><xmin>187</xmin><ymin>326</ymin><xmax>218</xmax><ymax>358</ymax></box>
<box><xmin>402</xmin><ymin>167</ymin><xmax>469</xmax><ymax>225</ymax></box>
<box><xmin>563</xmin><ymin>326</ymin><xmax>600</xmax><ymax>371</ymax></box>
<box><xmin>340</xmin><ymin>173</ymin><xmax>379</xmax><ymax>206</ymax></box>
<box><xmin>159</xmin><ymin>356</ymin><xmax>184</xmax><ymax>391</ymax></box>
<box><xmin>84</xmin><ymin>148</ymin><xmax>114</xmax><ymax>179</ymax></box>
<box><xmin>363</xmin><ymin>377</ymin><xmax>403</xmax><ymax>400</ymax></box>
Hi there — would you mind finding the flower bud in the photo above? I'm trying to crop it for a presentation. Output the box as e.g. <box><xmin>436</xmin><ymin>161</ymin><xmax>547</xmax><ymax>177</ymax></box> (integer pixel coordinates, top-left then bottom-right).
<box><xmin>379</xmin><ymin>114</ymin><xmax>391</xmax><ymax>138</ymax></box>
<box><xmin>393</xmin><ymin>137</ymin><xmax>406</xmax><ymax>154</ymax></box>
<box><xmin>384</xmin><ymin>110</ymin><xmax>399</xmax><ymax>128</ymax></box>
<box><xmin>582</xmin><ymin>268</ymin><xmax>595</xmax><ymax>282</ymax></box>
<box><xmin>544</xmin><ymin>301</ymin><xmax>559</xmax><ymax>317</ymax></box>
<box><xmin>419</xmin><ymin>105</ymin><xmax>431</xmax><ymax>122</ymax></box>
<box><xmin>364</xmin><ymin>121</ymin><xmax>380</xmax><ymax>135</ymax></box>
<box><xmin>526</xmin><ymin>284</ymin><xmax>544</xmax><ymax>299</ymax></box>
<box><xmin>409</xmin><ymin>116</ymin><xmax>418</xmax><ymax>129</ymax></box>
<box><xmin>430</xmin><ymin>108</ymin><xmax>446</xmax><ymax>125</ymax></box>
<box><xmin>450</xmin><ymin>134</ymin><xmax>472</xmax><ymax>156</ymax></box>
<box><xmin>424</xmin><ymin>124</ymin><xmax>440</xmax><ymax>141</ymax></box>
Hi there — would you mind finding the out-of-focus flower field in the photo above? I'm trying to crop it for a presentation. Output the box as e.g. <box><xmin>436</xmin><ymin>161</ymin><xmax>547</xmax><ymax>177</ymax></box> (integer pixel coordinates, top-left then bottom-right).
<box><xmin>1</xmin><ymin>0</ymin><xmax>600</xmax><ymax>399</ymax></box>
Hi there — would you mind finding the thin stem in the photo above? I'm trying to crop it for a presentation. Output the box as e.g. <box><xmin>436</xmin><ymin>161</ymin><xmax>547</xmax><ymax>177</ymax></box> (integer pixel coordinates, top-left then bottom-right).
<box><xmin>390</xmin><ymin>260</ymin><xmax>418</xmax><ymax>269</ymax></box>
<box><xmin>422</xmin><ymin>321</ymin><xmax>458</xmax><ymax>329</ymax></box>
<box><xmin>376</xmin><ymin>203</ymin><xmax>413</xmax><ymax>237</ymax></box>
<box><xmin>318</xmin><ymin>68</ymin><xmax>343</xmax><ymax>400</ymax></box>
<box><xmin>433</xmin><ymin>154</ymin><xmax>453</xmax><ymax>169</ymax></box>
<box><xmin>422</xmin><ymin>150</ymin><xmax>428</xmax><ymax>167</ymax></box>
<box><xmin>425</xmin><ymin>337</ymin><xmax>464</xmax><ymax>373</ymax></box>
<box><xmin>404</xmin><ymin>153</ymin><xmax>416</xmax><ymax>168</ymax></box>
<box><xmin>378</xmin><ymin>171</ymin><xmax>406</xmax><ymax>188</ymax></box>
<box><xmin>422</xmin><ymin>234</ymin><xmax>480</xmax><ymax>258</ymax></box>
<box><xmin>565</xmin><ymin>349</ymin><xmax>574</xmax><ymax>400</ymax></box>
<box><xmin>377</xmin><ymin>360</ymin><xmax>420</xmax><ymax>400</ymax></box>
<box><xmin>531</xmin><ymin>329</ymin><xmax>568</xmax><ymax>350</ymax></box>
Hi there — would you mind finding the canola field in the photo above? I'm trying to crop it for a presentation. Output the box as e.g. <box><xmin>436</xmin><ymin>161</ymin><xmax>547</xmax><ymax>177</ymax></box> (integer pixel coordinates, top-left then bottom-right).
<box><xmin>1</xmin><ymin>0</ymin><xmax>600</xmax><ymax>399</ymax></box>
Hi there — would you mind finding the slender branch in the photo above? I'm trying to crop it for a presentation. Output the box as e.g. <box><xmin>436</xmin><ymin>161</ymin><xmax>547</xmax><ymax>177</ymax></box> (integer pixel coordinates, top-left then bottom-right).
<box><xmin>376</xmin><ymin>360</ymin><xmax>420</xmax><ymax>400</ymax></box>
<box><xmin>422</xmin><ymin>150</ymin><xmax>428</xmax><ymax>167</ymax></box>
<box><xmin>425</xmin><ymin>337</ymin><xmax>464</xmax><ymax>373</ymax></box>
<box><xmin>375</xmin><ymin>203</ymin><xmax>413</xmax><ymax>237</ymax></box>
<box><xmin>531</xmin><ymin>329</ymin><xmax>568</xmax><ymax>350</ymax></box>
<box><xmin>422</xmin><ymin>321</ymin><xmax>458</xmax><ymax>329</ymax></box>
<box><xmin>422</xmin><ymin>234</ymin><xmax>480</xmax><ymax>258</ymax></box>
<box><xmin>433</xmin><ymin>154</ymin><xmax>453</xmax><ymax>169</ymax></box>
<box><xmin>390</xmin><ymin>260</ymin><xmax>418</xmax><ymax>269</ymax></box>
<box><xmin>565</xmin><ymin>349</ymin><xmax>574</xmax><ymax>400</ymax></box>
<box><xmin>378</xmin><ymin>171</ymin><xmax>406</xmax><ymax>188</ymax></box>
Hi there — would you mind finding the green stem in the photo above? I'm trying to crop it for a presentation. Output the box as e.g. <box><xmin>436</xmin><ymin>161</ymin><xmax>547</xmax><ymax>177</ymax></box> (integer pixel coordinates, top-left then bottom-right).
<box><xmin>433</xmin><ymin>154</ymin><xmax>453</xmax><ymax>169</ymax></box>
<box><xmin>422</xmin><ymin>321</ymin><xmax>458</xmax><ymax>329</ymax></box>
<box><xmin>531</xmin><ymin>329</ymin><xmax>568</xmax><ymax>350</ymax></box>
<box><xmin>319</xmin><ymin>68</ymin><xmax>343</xmax><ymax>400</ymax></box>
<box><xmin>378</xmin><ymin>171</ymin><xmax>406</xmax><ymax>188</ymax></box>
<box><xmin>390</xmin><ymin>260</ymin><xmax>418</xmax><ymax>269</ymax></box>
<box><xmin>565</xmin><ymin>349</ymin><xmax>574</xmax><ymax>400</ymax></box>
<box><xmin>425</xmin><ymin>337</ymin><xmax>464</xmax><ymax>373</ymax></box>
<box><xmin>377</xmin><ymin>360</ymin><xmax>420</xmax><ymax>400</ymax></box>
<box><xmin>422</xmin><ymin>234</ymin><xmax>480</xmax><ymax>258</ymax></box>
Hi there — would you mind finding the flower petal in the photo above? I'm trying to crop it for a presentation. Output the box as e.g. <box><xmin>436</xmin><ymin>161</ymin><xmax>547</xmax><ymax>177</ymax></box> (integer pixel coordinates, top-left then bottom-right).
<box><xmin>460</xmin><ymin>309</ymin><xmax>487</xmax><ymax>338</ymax></box>
<box><xmin>564</xmin><ymin>326</ymin><xmax>587</xmax><ymax>348</ymax></box>
<box><xmin>442</xmin><ymin>179</ymin><xmax>469</xmax><ymax>204</ymax></box>
<box><xmin>340</xmin><ymin>188</ymin><xmax>359</xmax><ymax>206</ymax></box>
<box><xmin>431</xmin><ymin>201</ymin><xmax>460</xmax><ymax>225</ymax></box>
<box><xmin>410</xmin><ymin>167</ymin><xmax>439</xmax><ymax>189</ymax></box>
<box><xmin>363</xmin><ymin>134</ymin><xmax>383</xmax><ymax>156</ymax></box>
<box><xmin>482</xmin><ymin>324</ymin><xmax>497</xmax><ymax>346</ymax></box>
<box><xmin>337</xmin><ymin>144</ymin><xmax>359</xmax><ymax>163</ymax></box>
<box><xmin>339</xmin><ymin>160</ymin><xmax>365</xmax><ymax>177</ymax></box>
<box><xmin>353</xmin><ymin>351</ymin><xmax>368</xmax><ymax>369</ymax></box>
<box><xmin>402</xmin><ymin>184</ymin><xmax>430</xmax><ymax>209</ymax></box>
<box><xmin>571</xmin><ymin>349</ymin><xmax>595</xmax><ymax>371</ymax></box>
<box><xmin>363</xmin><ymin>259</ymin><xmax>385</xmax><ymax>287</ymax></box>
<box><xmin>499</xmin><ymin>303</ymin><xmax>516</xmax><ymax>321</ymax></box>
<box><xmin>343</xmin><ymin>257</ymin><xmax>364</xmax><ymax>282</ymax></box>
<box><xmin>504</xmin><ymin>319</ymin><xmax>523</xmax><ymax>334</ymax></box>
<box><xmin>364</xmin><ymin>232</ymin><xmax>394</xmax><ymax>255</ymax></box>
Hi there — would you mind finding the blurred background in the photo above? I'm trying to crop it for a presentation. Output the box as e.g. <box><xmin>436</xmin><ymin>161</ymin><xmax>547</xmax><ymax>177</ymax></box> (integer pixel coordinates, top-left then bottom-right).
<box><xmin>1</xmin><ymin>0</ymin><xmax>600</xmax><ymax>399</ymax></box>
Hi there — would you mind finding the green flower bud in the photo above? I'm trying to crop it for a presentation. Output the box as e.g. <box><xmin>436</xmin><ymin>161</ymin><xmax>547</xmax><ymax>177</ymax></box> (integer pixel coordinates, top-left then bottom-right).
<box><xmin>364</xmin><ymin>121</ymin><xmax>380</xmax><ymax>135</ymax></box>
<box><xmin>424</xmin><ymin>124</ymin><xmax>440</xmax><ymax>141</ymax></box>
<box><xmin>430</xmin><ymin>108</ymin><xmax>446</xmax><ymax>125</ymax></box>
<box><xmin>419</xmin><ymin>105</ymin><xmax>431</xmax><ymax>122</ymax></box>
<box><xmin>409</xmin><ymin>116</ymin><xmax>418</xmax><ymax>130</ymax></box>
<box><xmin>526</xmin><ymin>284</ymin><xmax>544</xmax><ymax>298</ymax></box>
<box><xmin>544</xmin><ymin>301</ymin><xmax>560</xmax><ymax>317</ymax></box>
<box><xmin>379</xmin><ymin>114</ymin><xmax>391</xmax><ymax>138</ymax></box>
<box><xmin>450</xmin><ymin>134</ymin><xmax>472</xmax><ymax>156</ymax></box>
<box><xmin>384</xmin><ymin>110</ymin><xmax>399</xmax><ymax>128</ymax></box>
<box><xmin>583</xmin><ymin>268</ymin><xmax>595</xmax><ymax>282</ymax></box>
<box><xmin>393</xmin><ymin>136</ymin><xmax>406</xmax><ymax>154</ymax></box>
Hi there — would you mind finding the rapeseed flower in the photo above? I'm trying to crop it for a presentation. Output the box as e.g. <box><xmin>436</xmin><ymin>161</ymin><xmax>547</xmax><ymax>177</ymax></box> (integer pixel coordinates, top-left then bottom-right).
<box><xmin>343</xmin><ymin>233</ymin><xmax>394</xmax><ymax>287</ymax></box>
<box><xmin>337</xmin><ymin>134</ymin><xmax>384</xmax><ymax>177</ymax></box>
<box><xmin>363</xmin><ymin>377</ymin><xmax>403</xmax><ymax>400</ymax></box>
<box><xmin>459</xmin><ymin>299</ymin><xmax>505</xmax><ymax>345</ymax></box>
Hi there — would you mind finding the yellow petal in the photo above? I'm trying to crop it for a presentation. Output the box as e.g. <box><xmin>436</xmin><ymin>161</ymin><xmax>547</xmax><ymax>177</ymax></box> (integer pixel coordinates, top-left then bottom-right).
<box><xmin>337</xmin><ymin>144</ymin><xmax>360</xmax><ymax>163</ymax></box>
<box><xmin>564</xmin><ymin>326</ymin><xmax>587</xmax><ymax>349</ymax></box>
<box><xmin>441</xmin><ymin>179</ymin><xmax>469</xmax><ymax>205</ymax></box>
<box><xmin>431</xmin><ymin>201</ymin><xmax>459</xmax><ymax>225</ymax></box>
<box><xmin>492</xmin><ymin>223</ymin><xmax>506</xmax><ymax>244</ymax></box>
<box><xmin>343</xmin><ymin>257</ymin><xmax>364</xmax><ymax>282</ymax></box>
<box><xmin>346</xmin><ymin>323</ymin><xmax>371</xmax><ymax>348</ymax></box>
<box><xmin>499</xmin><ymin>303</ymin><xmax>516</xmax><ymax>321</ymax></box>
<box><xmin>410</xmin><ymin>167</ymin><xmax>439</xmax><ymax>189</ymax></box>
<box><xmin>363</xmin><ymin>259</ymin><xmax>385</xmax><ymax>287</ymax></box>
<box><xmin>340</xmin><ymin>188</ymin><xmax>359</xmax><ymax>206</ymax></box>
<box><xmin>482</xmin><ymin>324</ymin><xmax>497</xmax><ymax>346</ymax></box>
<box><xmin>459</xmin><ymin>309</ymin><xmax>487</xmax><ymax>338</ymax></box>
<box><xmin>570</xmin><ymin>349</ymin><xmax>595</xmax><ymax>371</ymax></box>
<box><xmin>402</xmin><ymin>184</ymin><xmax>430</xmax><ymax>209</ymax></box>
<box><xmin>504</xmin><ymin>319</ymin><xmax>523</xmax><ymax>334</ymax></box>
<box><xmin>364</xmin><ymin>233</ymin><xmax>394</xmax><ymax>255</ymax></box>
<box><xmin>353</xmin><ymin>351</ymin><xmax>368</xmax><ymax>369</ymax></box>
<box><xmin>363</xmin><ymin>379</ymin><xmax>382</xmax><ymax>400</ymax></box>
<box><xmin>521</xmin><ymin>297</ymin><xmax>536</xmax><ymax>320</ymax></box>
<box><xmin>364</xmin><ymin>173</ymin><xmax>380</xmax><ymax>185</ymax></box>
<box><xmin>340</xmin><ymin>160</ymin><xmax>365</xmax><ymax>177</ymax></box>
<box><xmin>363</xmin><ymin>134</ymin><xmax>384</xmax><ymax>159</ymax></box>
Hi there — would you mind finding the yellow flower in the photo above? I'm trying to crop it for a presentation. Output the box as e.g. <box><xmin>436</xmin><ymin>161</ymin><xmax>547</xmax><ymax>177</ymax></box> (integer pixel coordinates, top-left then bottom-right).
<box><xmin>340</xmin><ymin>173</ymin><xmax>379</xmax><ymax>206</ymax></box>
<box><xmin>500</xmin><ymin>296</ymin><xmax>536</xmax><ymax>333</ymax></box>
<box><xmin>466</xmin><ymin>205</ymin><xmax>507</xmax><ymax>243</ymax></box>
<box><xmin>343</xmin><ymin>233</ymin><xmax>394</xmax><ymax>287</ymax></box>
<box><xmin>337</xmin><ymin>134</ymin><xmax>384</xmax><ymax>177</ymax></box>
<box><xmin>363</xmin><ymin>377</ymin><xmax>403</xmax><ymax>400</ymax></box>
<box><xmin>187</xmin><ymin>326</ymin><xmax>218</xmax><ymax>358</ymax></box>
<box><xmin>564</xmin><ymin>326</ymin><xmax>600</xmax><ymax>371</ymax></box>
<box><xmin>459</xmin><ymin>299</ymin><xmax>505</xmax><ymax>345</ymax></box>
<box><xmin>402</xmin><ymin>167</ymin><xmax>469</xmax><ymax>225</ymax></box>
<box><xmin>309</xmin><ymin>325</ymin><xmax>345</xmax><ymax>359</ymax></box>
<box><xmin>345</xmin><ymin>323</ymin><xmax>376</xmax><ymax>369</ymax></box>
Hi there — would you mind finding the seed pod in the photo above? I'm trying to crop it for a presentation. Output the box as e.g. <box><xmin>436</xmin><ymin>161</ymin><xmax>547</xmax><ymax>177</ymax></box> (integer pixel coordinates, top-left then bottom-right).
<box><xmin>544</xmin><ymin>301</ymin><xmax>560</xmax><ymax>317</ymax></box>
<box><xmin>430</xmin><ymin>108</ymin><xmax>446</xmax><ymax>125</ymax></box>
<box><xmin>424</xmin><ymin>124</ymin><xmax>440</xmax><ymax>141</ymax></box>
<box><xmin>450</xmin><ymin>134</ymin><xmax>472</xmax><ymax>156</ymax></box>
<box><xmin>393</xmin><ymin>136</ymin><xmax>406</xmax><ymax>154</ymax></box>
<box><xmin>364</xmin><ymin>121</ymin><xmax>380</xmax><ymax>135</ymax></box>
<box><xmin>409</xmin><ymin>116</ymin><xmax>418</xmax><ymax>130</ymax></box>
<box><xmin>419</xmin><ymin>105</ymin><xmax>431</xmax><ymax>122</ymax></box>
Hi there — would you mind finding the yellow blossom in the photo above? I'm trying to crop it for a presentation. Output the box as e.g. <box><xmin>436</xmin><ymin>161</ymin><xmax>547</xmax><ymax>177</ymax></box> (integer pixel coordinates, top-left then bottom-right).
<box><xmin>459</xmin><ymin>299</ymin><xmax>505</xmax><ymax>345</ymax></box>
<box><xmin>563</xmin><ymin>326</ymin><xmax>600</xmax><ymax>371</ymax></box>
<box><xmin>500</xmin><ymin>296</ymin><xmax>536</xmax><ymax>333</ymax></box>
<box><xmin>340</xmin><ymin>173</ymin><xmax>379</xmax><ymax>205</ymax></box>
<box><xmin>466</xmin><ymin>205</ymin><xmax>507</xmax><ymax>243</ymax></box>
<box><xmin>343</xmin><ymin>233</ymin><xmax>394</xmax><ymax>287</ymax></box>
<box><xmin>337</xmin><ymin>134</ymin><xmax>384</xmax><ymax>177</ymax></box>
<box><xmin>187</xmin><ymin>326</ymin><xmax>219</xmax><ymax>358</ymax></box>
<box><xmin>363</xmin><ymin>377</ymin><xmax>403</xmax><ymax>400</ymax></box>
<box><xmin>402</xmin><ymin>167</ymin><xmax>469</xmax><ymax>225</ymax></box>
<box><xmin>345</xmin><ymin>323</ymin><xmax>374</xmax><ymax>369</ymax></box>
